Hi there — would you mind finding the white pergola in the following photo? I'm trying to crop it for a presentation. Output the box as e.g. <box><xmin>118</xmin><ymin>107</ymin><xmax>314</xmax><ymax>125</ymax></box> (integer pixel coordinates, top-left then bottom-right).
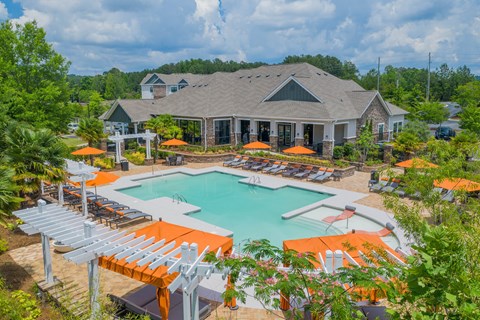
<box><xmin>108</xmin><ymin>130</ymin><xmax>157</xmax><ymax>164</ymax></box>
<box><xmin>13</xmin><ymin>201</ymin><xmax>223</xmax><ymax>320</ymax></box>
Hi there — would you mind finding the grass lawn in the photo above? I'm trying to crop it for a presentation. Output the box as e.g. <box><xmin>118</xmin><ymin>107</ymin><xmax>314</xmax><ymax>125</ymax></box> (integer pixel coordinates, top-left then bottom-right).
<box><xmin>61</xmin><ymin>135</ymin><xmax>86</xmax><ymax>148</ymax></box>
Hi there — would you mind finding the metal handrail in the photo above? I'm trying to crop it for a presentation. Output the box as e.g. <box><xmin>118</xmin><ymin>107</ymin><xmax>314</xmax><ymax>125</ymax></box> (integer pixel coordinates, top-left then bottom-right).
<box><xmin>172</xmin><ymin>193</ymin><xmax>188</xmax><ymax>204</ymax></box>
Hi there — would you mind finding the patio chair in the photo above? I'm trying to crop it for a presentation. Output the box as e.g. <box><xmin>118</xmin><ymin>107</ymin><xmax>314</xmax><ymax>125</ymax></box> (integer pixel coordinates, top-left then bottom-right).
<box><xmin>269</xmin><ymin>162</ymin><xmax>289</xmax><ymax>175</ymax></box>
<box><xmin>282</xmin><ymin>164</ymin><xmax>301</xmax><ymax>177</ymax></box>
<box><xmin>242</xmin><ymin>158</ymin><xmax>261</xmax><ymax>170</ymax></box>
<box><xmin>231</xmin><ymin>157</ymin><xmax>249</xmax><ymax>167</ymax></box>
<box><xmin>223</xmin><ymin>155</ymin><xmax>241</xmax><ymax>167</ymax></box>
<box><xmin>381</xmin><ymin>179</ymin><xmax>401</xmax><ymax>192</ymax></box>
<box><xmin>175</xmin><ymin>155</ymin><xmax>184</xmax><ymax>166</ymax></box>
<box><xmin>95</xmin><ymin>204</ymin><xmax>130</xmax><ymax>223</ymax></box>
<box><xmin>251</xmin><ymin>159</ymin><xmax>270</xmax><ymax>171</ymax></box>
<box><xmin>312</xmin><ymin>169</ymin><xmax>334</xmax><ymax>182</ymax></box>
<box><xmin>294</xmin><ymin>166</ymin><xmax>314</xmax><ymax>179</ymax></box>
<box><xmin>441</xmin><ymin>190</ymin><xmax>454</xmax><ymax>202</ymax></box>
<box><xmin>369</xmin><ymin>177</ymin><xmax>390</xmax><ymax>192</ymax></box>
<box><xmin>307</xmin><ymin>167</ymin><xmax>326</xmax><ymax>180</ymax></box>
<box><xmin>108</xmin><ymin>209</ymin><xmax>153</xmax><ymax>228</ymax></box>
<box><xmin>262</xmin><ymin>161</ymin><xmax>280</xmax><ymax>173</ymax></box>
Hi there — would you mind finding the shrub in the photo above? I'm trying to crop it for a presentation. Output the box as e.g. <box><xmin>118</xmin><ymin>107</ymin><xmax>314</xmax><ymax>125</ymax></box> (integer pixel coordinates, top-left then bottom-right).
<box><xmin>343</xmin><ymin>142</ymin><xmax>354</xmax><ymax>157</ymax></box>
<box><xmin>0</xmin><ymin>278</ymin><xmax>41</xmax><ymax>319</ymax></box>
<box><xmin>333</xmin><ymin>146</ymin><xmax>344</xmax><ymax>159</ymax></box>
<box><xmin>94</xmin><ymin>157</ymin><xmax>115</xmax><ymax>169</ymax></box>
<box><xmin>124</xmin><ymin>152</ymin><xmax>145</xmax><ymax>165</ymax></box>
<box><xmin>0</xmin><ymin>239</ymin><xmax>8</xmax><ymax>253</ymax></box>
<box><xmin>333</xmin><ymin>160</ymin><xmax>351</xmax><ymax>168</ymax></box>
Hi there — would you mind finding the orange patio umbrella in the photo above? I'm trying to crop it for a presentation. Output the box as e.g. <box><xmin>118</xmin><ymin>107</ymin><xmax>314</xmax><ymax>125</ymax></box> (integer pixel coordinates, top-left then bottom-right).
<box><xmin>283</xmin><ymin>145</ymin><xmax>316</xmax><ymax>155</ymax></box>
<box><xmin>71</xmin><ymin>146</ymin><xmax>106</xmax><ymax>156</ymax></box>
<box><xmin>395</xmin><ymin>158</ymin><xmax>438</xmax><ymax>169</ymax></box>
<box><xmin>86</xmin><ymin>171</ymin><xmax>120</xmax><ymax>197</ymax></box>
<box><xmin>71</xmin><ymin>146</ymin><xmax>106</xmax><ymax>166</ymax></box>
<box><xmin>243</xmin><ymin>141</ymin><xmax>271</xmax><ymax>149</ymax></box>
<box><xmin>434</xmin><ymin>178</ymin><xmax>480</xmax><ymax>192</ymax></box>
<box><xmin>161</xmin><ymin>138</ymin><xmax>188</xmax><ymax>146</ymax></box>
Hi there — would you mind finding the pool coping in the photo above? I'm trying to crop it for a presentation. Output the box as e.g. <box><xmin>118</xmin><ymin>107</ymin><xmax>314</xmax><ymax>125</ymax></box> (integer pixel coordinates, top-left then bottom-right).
<box><xmin>96</xmin><ymin>166</ymin><xmax>410</xmax><ymax>252</ymax></box>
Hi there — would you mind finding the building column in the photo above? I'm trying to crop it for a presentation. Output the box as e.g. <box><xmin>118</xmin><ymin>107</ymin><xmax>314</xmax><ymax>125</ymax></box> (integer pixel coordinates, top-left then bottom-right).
<box><xmin>233</xmin><ymin>118</ymin><xmax>240</xmax><ymax>146</ymax></box>
<box><xmin>322</xmin><ymin>122</ymin><xmax>335</xmax><ymax>159</ymax></box>
<box><xmin>269</xmin><ymin>135</ymin><xmax>279</xmax><ymax>151</ymax></box>
<box><xmin>294</xmin><ymin>121</ymin><xmax>304</xmax><ymax>146</ymax></box>
<box><xmin>250</xmin><ymin>134</ymin><xmax>258</xmax><ymax>142</ymax></box>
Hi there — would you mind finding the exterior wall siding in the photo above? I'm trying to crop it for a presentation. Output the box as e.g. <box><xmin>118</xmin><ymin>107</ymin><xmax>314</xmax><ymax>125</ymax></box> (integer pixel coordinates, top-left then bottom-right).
<box><xmin>268</xmin><ymin>80</ymin><xmax>318</xmax><ymax>102</ymax></box>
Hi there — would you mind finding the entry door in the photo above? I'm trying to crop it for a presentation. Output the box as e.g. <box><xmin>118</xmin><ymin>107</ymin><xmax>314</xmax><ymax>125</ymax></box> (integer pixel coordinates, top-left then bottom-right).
<box><xmin>378</xmin><ymin>123</ymin><xmax>384</xmax><ymax>141</ymax></box>
<box><xmin>278</xmin><ymin>124</ymin><xmax>292</xmax><ymax>146</ymax></box>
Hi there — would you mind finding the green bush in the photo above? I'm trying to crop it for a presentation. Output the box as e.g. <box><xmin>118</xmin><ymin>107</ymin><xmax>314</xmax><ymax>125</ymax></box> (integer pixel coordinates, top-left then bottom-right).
<box><xmin>0</xmin><ymin>278</ymin><xmax>41</xmax><ymax>319</ymax></box>
<box><xmin>343</xmin><ymin>142</ymin><xmax>354</xmax><ymax>157</ymax></box>
<box><xmin>124</xmin><ymin>151</ymin><xmax>145</xmax><ymax>165</ymax></box>
<box><xmin>0</xmin><ymin>239</ymin><xmax>8</xmax><ymax>253</ymax></box>
<box><xmin>94</xmin><ymin>157</ymin><xmax>115</xmax><ymax>169</ymax></box>
<box><xmin>333</xmin><ymin>146</ymin><xmax>344</xmax><ymax>159</ymax></box>
<box><xmin>333</xmin><ymin>160</ymin><xmax>351</xmax><ymax>168</ymax></box>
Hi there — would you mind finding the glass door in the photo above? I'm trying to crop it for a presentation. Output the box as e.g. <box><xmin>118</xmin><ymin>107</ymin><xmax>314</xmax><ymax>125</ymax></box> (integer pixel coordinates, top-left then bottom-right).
<box><xmin>278</xmin><ymin>124</ymin><xmax>292</xmax><ymax>147</ymax></box>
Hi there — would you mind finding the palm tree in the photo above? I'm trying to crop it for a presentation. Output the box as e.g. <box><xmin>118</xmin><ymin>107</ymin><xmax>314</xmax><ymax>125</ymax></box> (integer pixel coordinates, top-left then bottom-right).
<box><xmin>2</xmin><ymin>125</ymin><xmax>67</xmax><ymax>201</ymax></box>
<box><xmin>145</xmin><ymin>115</ymin><xmax>182</xmax><ymax>162</ymax></box>
<box><xmin>0</xmin><ymin>167</ymin><xmax>23</xmax><ymax>227</ymax></box>
<box><xmin>76</xmin><ymin>118</ymin><xmax>106</xmax><ymax>164</ymax></box>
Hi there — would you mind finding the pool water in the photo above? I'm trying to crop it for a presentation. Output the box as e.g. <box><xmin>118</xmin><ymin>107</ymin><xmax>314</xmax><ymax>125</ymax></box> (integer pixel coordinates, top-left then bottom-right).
<box><xmin>119</xmin><ymin>172</ymin><xmax>337</xmax><ymax>247</ymax></box>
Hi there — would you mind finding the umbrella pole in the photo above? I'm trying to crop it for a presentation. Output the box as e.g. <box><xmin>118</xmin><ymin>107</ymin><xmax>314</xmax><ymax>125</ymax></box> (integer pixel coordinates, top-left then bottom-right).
<box><xmin>81</xmin><ymin>176</ymin><xmax>88</xmax><ymax>216</ymax></box>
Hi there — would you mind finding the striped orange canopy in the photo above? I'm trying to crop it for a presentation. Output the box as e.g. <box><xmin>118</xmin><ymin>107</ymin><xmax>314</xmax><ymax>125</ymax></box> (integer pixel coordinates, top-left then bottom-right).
<box><xmin>161</xmin><ymin>138</ymin><xmax>188</xmax><ymax>146</ymax></box>
<box><xmin>99</xmin><ymin>221</ymin><xmax>233</xmax><ymax>319</ymax></box>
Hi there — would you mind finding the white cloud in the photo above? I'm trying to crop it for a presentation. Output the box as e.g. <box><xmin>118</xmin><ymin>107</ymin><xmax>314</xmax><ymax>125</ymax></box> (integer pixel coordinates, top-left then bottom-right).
<box><xmin>0</xmin><ymin>2</ymin><xmax>8</xmax><ymax>20</ymax></box>
<box><xmin>6</xmin><ymin>0</ymin><xmax>480</xmax><ymax>75</ymax></box>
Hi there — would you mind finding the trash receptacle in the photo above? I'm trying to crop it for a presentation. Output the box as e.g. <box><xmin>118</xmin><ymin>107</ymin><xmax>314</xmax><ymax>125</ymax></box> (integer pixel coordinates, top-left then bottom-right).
<box><xmin>370</xmin><ymin>170</ymin><xmax>378</xmax><ymax>183</ymax></box>
<box><xmin>120</xmin><ymin>160</ymin><xmax>129</xmax><ymax>171</ymax></box>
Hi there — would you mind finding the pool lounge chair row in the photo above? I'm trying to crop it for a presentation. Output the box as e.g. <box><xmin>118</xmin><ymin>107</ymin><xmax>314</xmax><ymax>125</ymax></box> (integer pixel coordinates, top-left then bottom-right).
<box><xmin>223</xmin><ymin>156</ymin><xmax>338</xmax><ymax>181</ymax></box>
<box><xmin>62</xmin><ymin>186</ymin><xmax>153</xmax><ymax>228</ymax></box>
<box><xmin>369</xmin><ymin>178</ymin><xmax>455</xmax><ymax>202</ymax></box>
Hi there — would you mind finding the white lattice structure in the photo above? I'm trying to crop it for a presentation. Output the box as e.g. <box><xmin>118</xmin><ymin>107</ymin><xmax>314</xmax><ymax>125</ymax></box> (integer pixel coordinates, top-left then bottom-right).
<box><xmin>108</xmin><ymin>130</ymin><xmax>157</xmax><ymax>163</ymax></box>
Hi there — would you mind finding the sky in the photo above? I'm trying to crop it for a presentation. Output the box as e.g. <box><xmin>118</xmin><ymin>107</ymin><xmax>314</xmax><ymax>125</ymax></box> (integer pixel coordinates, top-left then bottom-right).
<box><xmin>1</xmin><ymin>0</ymin><xmax>479</xmax><ymax>76</ymax></box>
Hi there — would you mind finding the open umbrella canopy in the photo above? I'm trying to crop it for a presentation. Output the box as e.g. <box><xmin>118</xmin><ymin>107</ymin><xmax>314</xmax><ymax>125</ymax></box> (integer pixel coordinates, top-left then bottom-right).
<box><xmin>85</xmin><ymin>171</ymin><xmax>120</xmax><ymax>187</ymax></box>
<box><xmin>161</xmin><ymin>138</ymin><xmax>188</xmax><ymax>146</ymax></box>
<box><xmin>243</xmin><ymin>141</ymin><xmax>271</xmax><ymax>149</ymax></box>
<box><xmin>283</xmin><ymin>145</ymin><xmax>316</xmax><ymax>155</ymax></box>
<box><xmin>395</xmin><ymin>158</ymin><xmax>438</xmax><ymax>169</ymax></box>
<box><xmin>71</xmin><ymin>146</ymin><xmax>106</xmax><ymax>156</ymax></box>
<box><xmin>434</xmin><ymin>178</ymin><xmax>480</xmax><ymax>192</ymax></box>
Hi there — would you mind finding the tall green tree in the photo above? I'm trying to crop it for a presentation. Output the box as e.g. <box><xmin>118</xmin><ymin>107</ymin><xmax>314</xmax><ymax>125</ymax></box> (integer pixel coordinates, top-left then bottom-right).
<box><xmin>410</xmin><ymin>101</ymin><xmax>449</xmax><ymax>124</ymax></box>
<box><xmin>355</xmin><ymin>120</ymin><xmax>376</xmax><ymax>162</ymax></box>
<box><xmin>75</xmin><ymin>118</ymin><xmax>106</xmax><ymax>164</ymax></box>
<box><xmin>453</xmin><ymin>81</ymin><xmax>480</xmax><ymax>109</ymax></box>
<box><xmin>0</xmin><ymin>21</ymin><xmax>73</xmax><ymax>131</ymax></box>
<box><xmin>104</xmin><ymin>68</ymin><xmax>127</xmax><ymax>100</ymax></box>
<box><xmin>459</xmin><ymin>105</ymin><xmax>480</xmax><ymax>136</ymax></box>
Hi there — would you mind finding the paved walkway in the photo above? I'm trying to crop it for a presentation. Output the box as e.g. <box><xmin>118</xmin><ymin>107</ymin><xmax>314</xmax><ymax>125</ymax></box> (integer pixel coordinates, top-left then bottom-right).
<box><xmin>9</xmin><ymin>160</ymin><xmax>405</xmax><ymax>319</ymax></box>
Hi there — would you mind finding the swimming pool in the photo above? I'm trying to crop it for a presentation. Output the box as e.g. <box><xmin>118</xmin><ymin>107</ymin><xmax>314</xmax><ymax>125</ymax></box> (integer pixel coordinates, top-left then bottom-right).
<box><xmin>118</xmin><ymin>172</ymin><xmax>338</xmax><ymax>247</ymax></box>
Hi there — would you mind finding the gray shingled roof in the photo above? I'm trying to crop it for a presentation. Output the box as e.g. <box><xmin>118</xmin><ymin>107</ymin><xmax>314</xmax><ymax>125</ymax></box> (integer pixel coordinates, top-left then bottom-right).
<box><xmin>140</xmin><ymin>73</ymin><xmax>206</xmax><ymax>85</ymax></box>
<box><xmin>109</xmin><ymin>63</ymin><xmax>406</xmax><ymax>123</ymax></box>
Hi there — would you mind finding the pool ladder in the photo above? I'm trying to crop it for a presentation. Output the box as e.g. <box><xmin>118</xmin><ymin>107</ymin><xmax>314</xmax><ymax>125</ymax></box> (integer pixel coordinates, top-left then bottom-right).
<box><xmin>248</xmin><ymin>175</ymin><xmax>261</xmax><ymax>185</ymax></box>
<box><xmin>172</xmin><ymin>193</ymin><xmax>188</xmax><ymax>204</ymax></box>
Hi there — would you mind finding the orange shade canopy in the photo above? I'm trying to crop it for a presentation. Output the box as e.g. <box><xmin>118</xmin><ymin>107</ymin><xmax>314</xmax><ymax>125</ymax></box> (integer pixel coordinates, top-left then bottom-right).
<box><xmin>283</xmin><ymin>146</ymin><xmax>316</xmax><ymax>155</ymax></box>
<box><xmin>85</xmin><ymin>171</ymin><xmax>120</xmax><ymax>187</ymax></box>
<box><xmin>71</xmin><ymin>146</ymin><xmax>106</xmax><ymax>156</ymax></box>
<box><xmin>395</xmin><ymin>158</ymin><xmax>438</xmax><ymax>169</ymax></box>
<box><xmin>243</xmin><ymin>141</ymin><xmax>271</xmax><ymax>149</ymax></box>
<box><xmin>161</xmin><ymin>138</ymin><xmax>188</xmax><ymax>146</ymax></box>
<box><xmin>99</xmin><ymin>221</ymin><xmax>233</xmax><ymax>320</ymax></box>
<box><xmin>283</xmin><ymin>233</ymin><xmax>400</xmax><ymax>267</ymax></box>
<box><xmin>434</xmin><ymin>178</ymin><xmax>480</xmax><ymax>192</ymax></box>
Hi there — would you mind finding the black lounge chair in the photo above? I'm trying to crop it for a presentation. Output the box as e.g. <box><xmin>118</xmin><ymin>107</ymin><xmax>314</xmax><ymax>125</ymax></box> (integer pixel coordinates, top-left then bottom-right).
<box><xmin>312</xmin><ymin>169</ymin><xmax>334</xmax><ymax>182</ymax></box>
<box><xmin>251</xmin><ymin>159</ymin><xmax>270</xmax><ymax>171</ymax></box>
<box><xmin>223</xmin><ymin>155</ymin><xmax>241</xmax><ymax>166</ymax></box>
<box><xmin>109</xmin><ymin>284</ymin><xmax>211</xmax><ymax>320</ymax></box>
<box><xmin>109</xmin><ymin>209</ymin><xmax>153</xmax><ymax>228</ymax></box>
<box><xmin>242</xmin><ymin>158</ymin><xmax>261</xmax><ymax>170</ymax></box>
<box><xmin>381</xmin><ymin>179</ymin><xmax>401</xmax><ymax>192</ymax></box>
<box><xmin>294</xmin><ymin>166</ymin><xmax>314</xmax><ymax>179</ymax></box>
<box><xmin>282</xmin><ymin>165</ymin><xmax>301</xmax><ymax>177</ymax></box>
<box><xmin>369</xmin><ymin>177</ymin><xmax>390</xmax><ymax>192</ymax></box>
<box><xmin>269</xmin><ymin>162</ymin><xmax>289</xmax><ymax>175</ymax></box>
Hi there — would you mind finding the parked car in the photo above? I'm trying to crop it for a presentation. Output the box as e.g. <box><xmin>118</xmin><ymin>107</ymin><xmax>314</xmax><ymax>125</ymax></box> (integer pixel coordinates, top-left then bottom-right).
<box><xmin>435</xmin><ymin>126</ymin><xmax>456</xmax><ymax>140</ymax></box>
<box><xmin>67</xmin><ymin>122</ymin><xmax>79</xmax><ymax>132</ymax></box>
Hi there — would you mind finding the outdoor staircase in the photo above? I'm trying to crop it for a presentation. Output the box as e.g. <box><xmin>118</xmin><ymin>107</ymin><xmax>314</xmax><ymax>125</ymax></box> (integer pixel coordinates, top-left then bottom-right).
<box><xmin>291</xmin><ymin>216</ymin><xmax>341</xmax><ymax>233</ymax></box>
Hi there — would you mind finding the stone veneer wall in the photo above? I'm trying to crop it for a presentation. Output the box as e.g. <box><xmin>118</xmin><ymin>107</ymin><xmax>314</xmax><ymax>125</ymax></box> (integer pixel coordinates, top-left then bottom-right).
<box><xmin>249</xmin><ymin>134</ymin><xmax>258</xmax><ymax>142</ymax></box>
<box><xmin>153</xmin><ymin>86</ymin><xmax>166</xmax><ymax>99</ymax></box>
<box><xmin>269</xmin><ymin>136</ymin><xmax>279</xmax><ymax>151</ymax></box>
<box><xmin>322</xmin><ymin>140</ymin><xmax>333</xmax><ymax>159</ymax></box>
<box><xmin>357</xmin><ymin>96</ymin><xmax>390</xmax><ymax>142</ymax></box>
<box><xmin>294</xmin><ymin>138</ymin><xmax>304</xmax><ymax>146</ymax></box>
